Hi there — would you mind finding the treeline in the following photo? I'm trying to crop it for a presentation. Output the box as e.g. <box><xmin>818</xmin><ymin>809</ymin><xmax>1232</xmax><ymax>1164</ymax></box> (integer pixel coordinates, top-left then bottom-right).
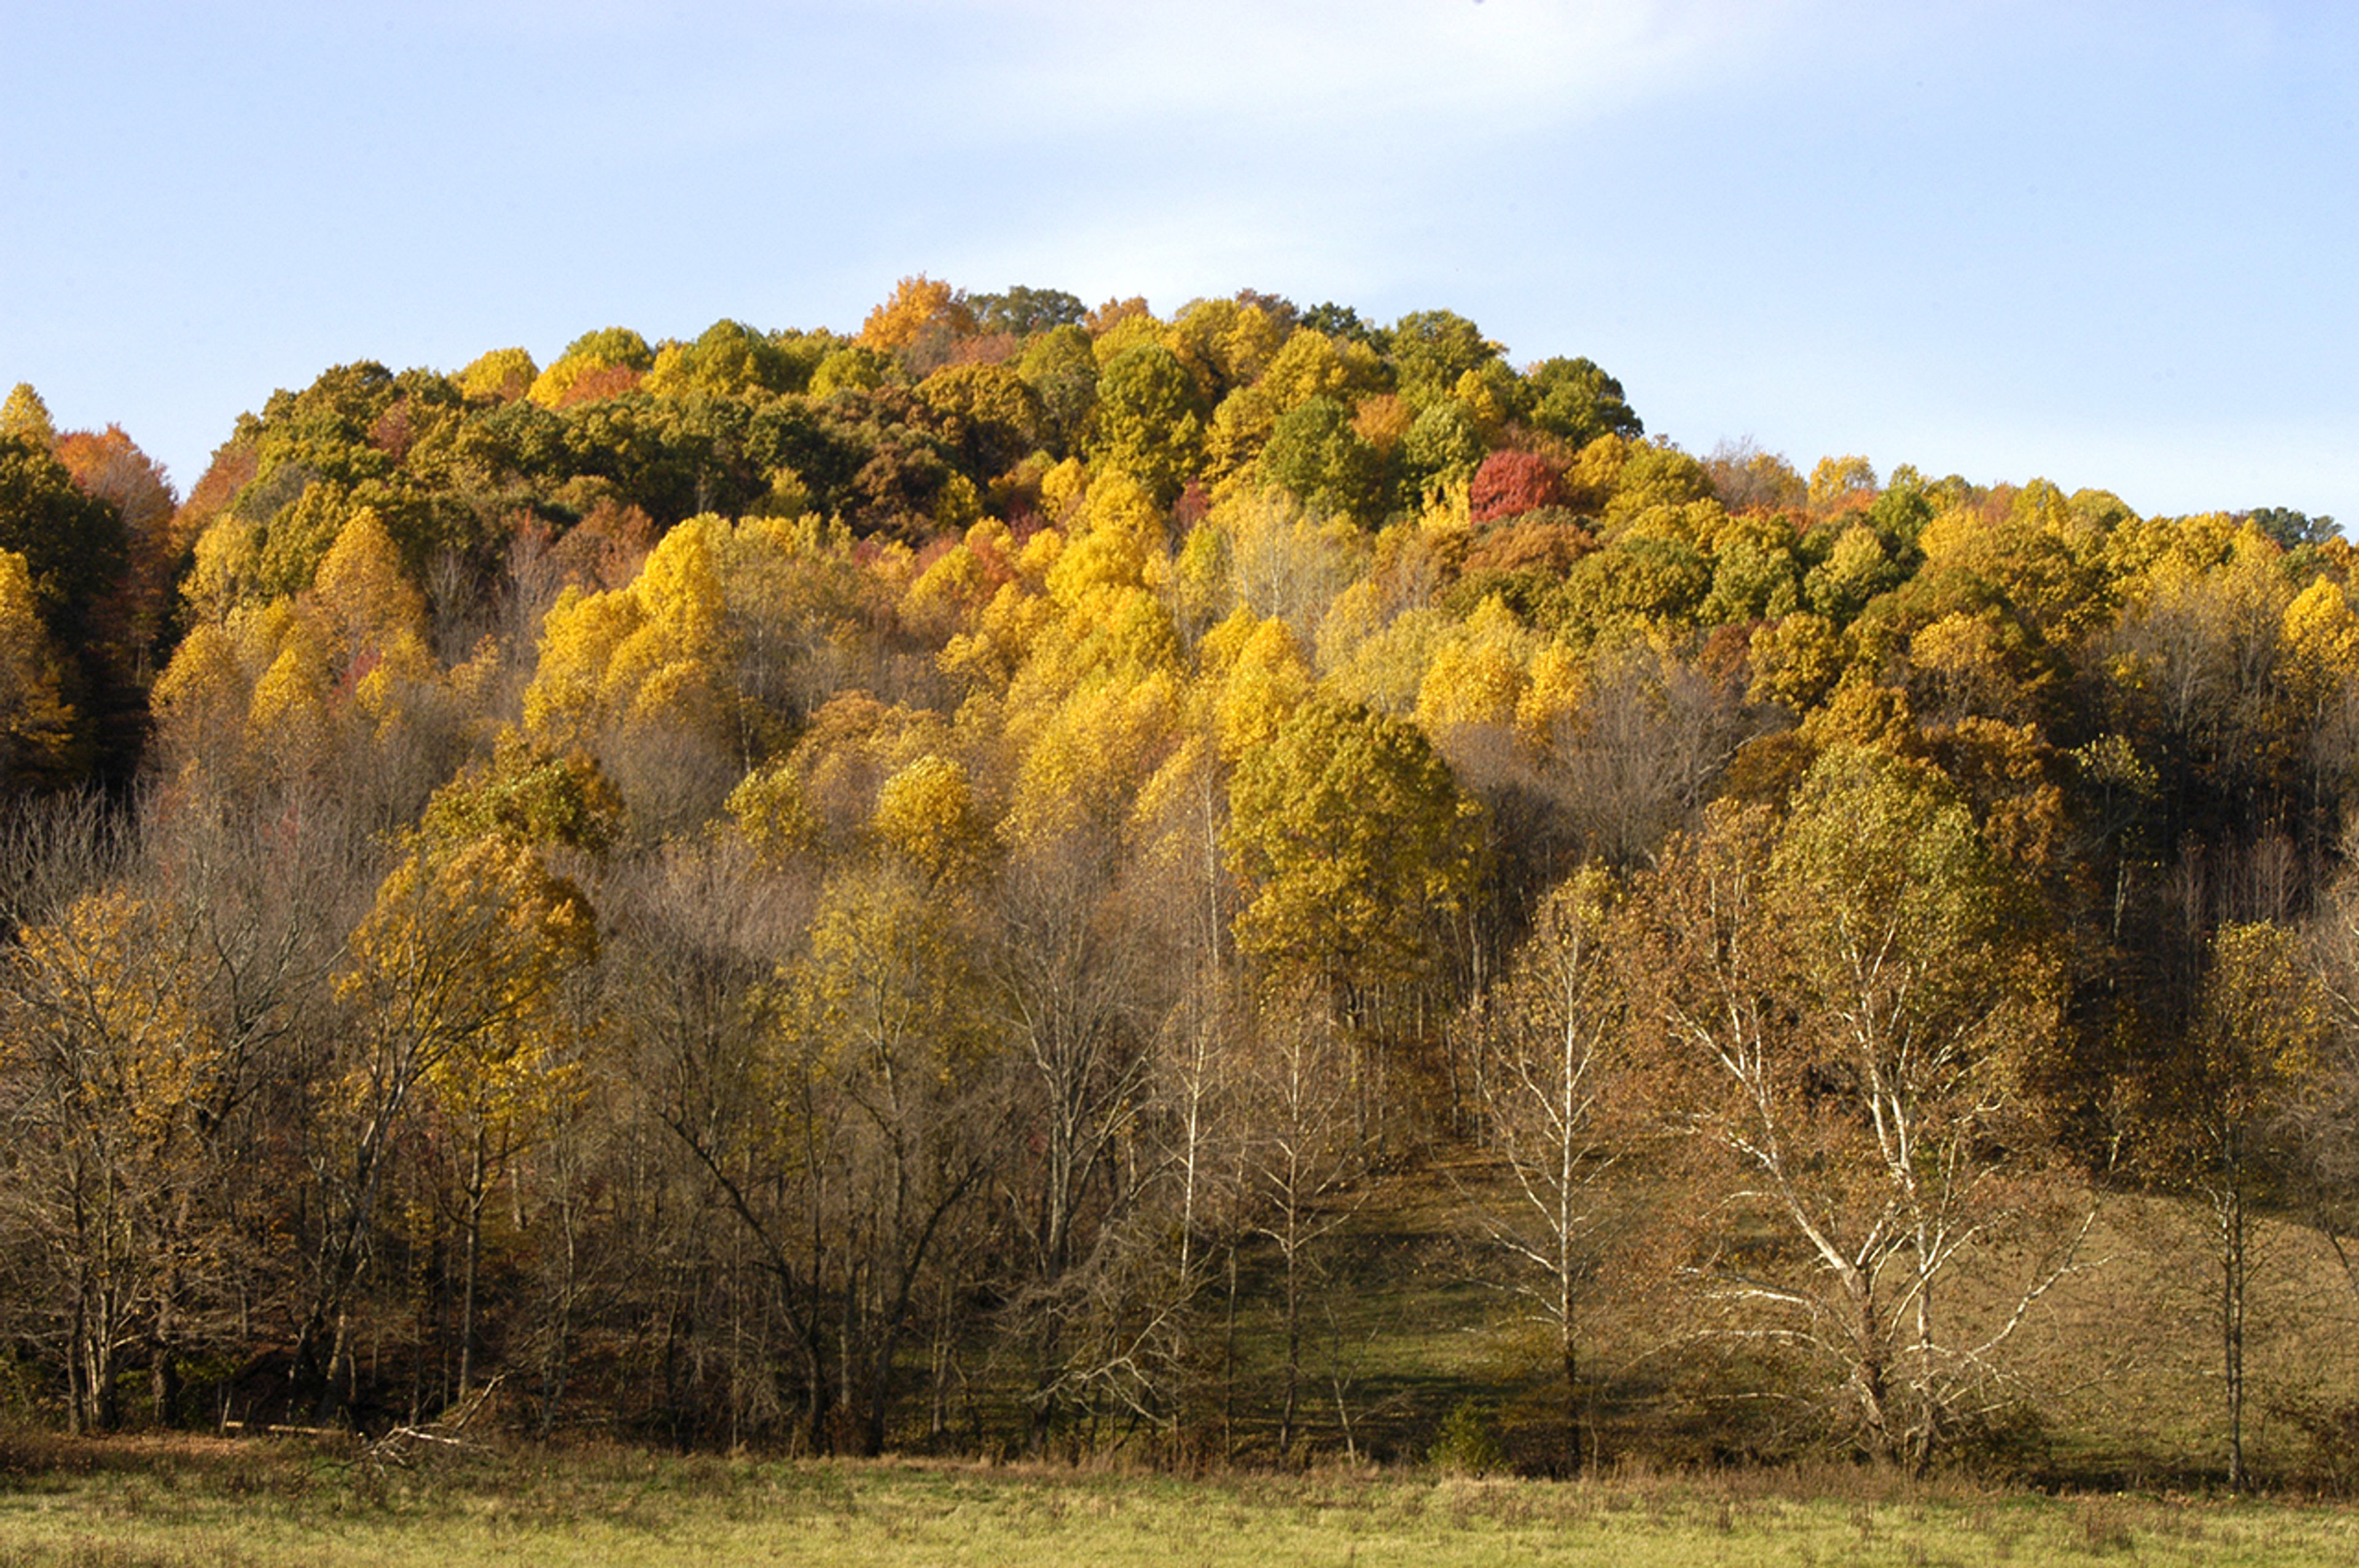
<box><xmin>1</xmin><ymin>279</ymin><xmax>2357</xmax><ymax>1481</ymax></box>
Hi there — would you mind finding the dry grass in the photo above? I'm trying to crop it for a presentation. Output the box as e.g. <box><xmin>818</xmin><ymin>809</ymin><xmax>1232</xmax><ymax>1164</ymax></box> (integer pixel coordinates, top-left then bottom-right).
<box><xmin>4</xmin><ymin>1437</ymin><xmax>2359</xmax><ymax>1567</ymax></box>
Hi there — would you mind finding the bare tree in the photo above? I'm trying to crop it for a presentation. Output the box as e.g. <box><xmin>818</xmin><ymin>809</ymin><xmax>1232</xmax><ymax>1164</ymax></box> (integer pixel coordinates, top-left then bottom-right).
<box><xmin>1632</xmin><ymin>752</ymin><xmax>2092</xmax><ymax>1469</ymax></box>
<box><xmin>1460</xmin><ymin>865</ymin><xmax>1631</xmax><ymax>1468</ymax></box>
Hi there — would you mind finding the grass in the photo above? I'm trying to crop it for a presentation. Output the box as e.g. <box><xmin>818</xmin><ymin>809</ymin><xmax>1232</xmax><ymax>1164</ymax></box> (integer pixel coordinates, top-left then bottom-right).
<box><xmin>4</xmin><ymin>1437</ymin><xmax>2359</xmax><ymax>1567</ymax></box>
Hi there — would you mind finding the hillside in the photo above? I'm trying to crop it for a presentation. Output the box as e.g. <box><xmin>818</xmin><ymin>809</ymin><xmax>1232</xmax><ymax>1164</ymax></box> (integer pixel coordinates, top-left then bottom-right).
<box><xmin>1</xmin><ymin>280</ymin><xmax>2357</xmax><ymax>1486</ymax></box>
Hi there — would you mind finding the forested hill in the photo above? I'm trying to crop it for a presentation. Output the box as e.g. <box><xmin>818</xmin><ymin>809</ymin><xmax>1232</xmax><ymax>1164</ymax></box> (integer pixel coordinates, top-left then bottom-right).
<box><xmin>2</xmin><ymin>279</ymin><xmax>2357</xmax><ymax>1477</ymax></box>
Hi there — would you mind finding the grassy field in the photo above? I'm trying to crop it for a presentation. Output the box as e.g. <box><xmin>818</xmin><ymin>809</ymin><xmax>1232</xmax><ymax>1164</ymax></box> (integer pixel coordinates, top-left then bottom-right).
<box><xmin>4</xmin><ymin>1437</ymin><xmax>2359</xmax><ymax>1567</ymax></box>
<box><xmin>1160</xmin><ymin>1157</ymin><xmax>2359</xmax><ymax>1488</ymax></box>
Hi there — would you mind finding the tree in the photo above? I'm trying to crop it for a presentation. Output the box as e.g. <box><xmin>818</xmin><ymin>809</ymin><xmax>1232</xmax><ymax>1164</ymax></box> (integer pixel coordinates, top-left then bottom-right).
<box><xmin>770</xmin><ymin>863</ymin><xmax>995</xmax><ymax>1452</ymax></box>
<box><xmin>1260</xmin><ymin>396</ymin><xmax>1384</xmax><ymax>523</ymax></box>
<box><xmin>1469</xmin><ymin>450</ymin><xmax>1565</xmax><ymax>524</ymax></box>
<box><xmin>1016</xmin><ymin>325</ymin><xmax>1099</xmax><ymax>457</ymax></box>
<box><xmin>915</xmin><ymin>362</ymin><xmax>1047</xmax><ymax>475</ymax></box>
<box><xmin>1461</xmin><ymin>865</ymin><xmax>1633</xmax><ymax>1467</ymax></box>
<box><xmin>859</xmin><ymin>275</ymin><xmax>976</xmax><ymax>370</ymax></box>
<box><xmin>2247</xmin><ymin>507</ymin><xmax>2337</xmax><ymax>550</ymax></box>
<box><xmin>0</xmin><ymin>891</ymin><xmax>213</xmax><ymax>1432</ymax></box>
<box><xmin>1228</xmin><ymin>696</ymin><xmax>1482</xmax><ymax>1022</ymax></box>
<box><xmin>1239</xmin><ymin>985</ymin><xmax>1364</xmax><ymax>1454</ymax></box>
<box><xmin>970</xmin><ymin>285</ymin><xmax>1088</xmax><ymax>338</ymax></box>
<box><xmin>0</xmin><ymin>549</ymin><xmax>76</xmax><ymax>792</ymax></box>
<box><xmin>1632</xmin><ymin>746</ymin><xmax>2082</xmax><ymax>1468</ymax></box>
<box><xmin>1089</xmin><ymin>342</ymin><xmax>1204</xmax><ymax>505</ymax></box>
<box><xmin>53</xmin><ymin>424</ymin><xmax>176</xmax><ymax>673</ymax></box>
<box><xmin>1525</xmin><ymin>357</ymin><xmax>1641</xmax><ymax>447</ymax></box>
<box><xmin>0</xmin><ymin>434</ymin><xmax>127</xmax><ymax>652</ymax></box>
<box><xmin>0</xmin><ymin>433</ymin><xmax>132</xmax><ymax>782</ymax></box>
<box><xmin>457</xmin><ymin>346</ymin><xmax>538</xmax><ymax>403</ymax></box>
<box><xmin>1388</xmin><ymin>310</ymin><xmax>1501</xmax><ymax>408</ymax></box>
<box><xmin>1</xmin><ymin>383</ymin><xmax>56</xmax><ymax>447</ymax></box>
<box><xmin>303</xmin><ymin>832</ymin><xmax>596</xmax><ymax>1417</ymax></box>
<box><xmin>2158</xmin><ymin>920</ymin><xmax>2329</xmax><ymax>1491</ymax></box>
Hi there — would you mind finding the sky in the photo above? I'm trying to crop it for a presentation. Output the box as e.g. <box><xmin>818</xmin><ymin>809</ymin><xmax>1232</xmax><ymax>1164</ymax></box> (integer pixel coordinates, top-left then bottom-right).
<box><xmin>2</xmin><ymin>0</ymin><xmax>2353</xmax><ymax>525</ymax></box>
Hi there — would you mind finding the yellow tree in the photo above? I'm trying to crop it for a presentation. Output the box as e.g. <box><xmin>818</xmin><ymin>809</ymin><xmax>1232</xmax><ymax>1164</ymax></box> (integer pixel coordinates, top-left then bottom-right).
<box><xmin>524</xmin><ymin>517</ymin><xmax>741</xmax><ymax>829</ymax></box>
<box><xmin>763</xmin><ymin>860</ymin><xmax>994</xmax><ymax>1452</ymax></box>
<box><xmin>859</xmin><ymin>275</ymin><xmax>976</xmax><ymax>365</ymax></box>
<box><xmin>305</xmin><ymin>831</ymin><xmax>596</xmax><ymax>1415</ymax></box>
<box><xmin>0</xmin><ymin>891</ymin><xmax>216</xmax><ymax>1432</ymax></box>
<box><xmin>1228</xmin><ymin>696</ymin><xmax>1484</xmax><ymax>1165</ymax></box>
<box><xmin>0</xmin><ymin>548</ymin><xmax>76</xmax><ymax>791</ymax></box>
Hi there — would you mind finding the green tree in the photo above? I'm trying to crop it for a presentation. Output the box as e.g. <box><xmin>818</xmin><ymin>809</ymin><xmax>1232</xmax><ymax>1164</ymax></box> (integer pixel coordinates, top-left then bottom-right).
<box><xmin>1089</xmin><ymin>341</ymin><xmax>1204</xmax><ymax>505</ymax></box>
<box><xmin>1526</xmin><ymin>357</ymin><xmax>1643</xmax><ymax>447</ymax></box>
<box><xmin>1260</xmin><ymin>396</ymin><xmax>1383</xmax><ymax>523</ymax></box>
<box><xmin>1388</xmin><ymin>310</ymin><xmax>1501</xmax><ymax>408</ymax></box>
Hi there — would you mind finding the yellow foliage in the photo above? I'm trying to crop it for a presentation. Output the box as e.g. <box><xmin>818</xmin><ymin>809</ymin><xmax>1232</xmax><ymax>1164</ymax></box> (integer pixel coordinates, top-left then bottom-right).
<box><xmin>1807</xmin><ymin>454</ymin><xmax>1878</xmax><ymax>513</ymax></box>
<box><xmin>1313</xmin><ymin>580</ymin><xmax>1387</xmax><ymax>674</ymax></box>
<box><xmin>522</xmin><ymin>518</ymin><xmax>740</xmax><ymax>755</ymax></box>
<box><xmin>1800</xmin><ymin>676</ymin><xmax>1917</xmax><ymax>755</ymax></box>
<box><xmin>1047</xmin><ymin>469</ymin><xmax>1166</xmax><ymax>603</ymax></box>
<box><xmin>1211</xmin><ymin>615</ymin><xmax>1311</xmax><ymax>763</ymax></box>
<box><xmin>1515</xmin><ymin>641</ymin><xmax>1587</xmax><ymax>752</ymax></box>
<box><xmin>523</xmin><ymin>585</ymin><xmax>645</xmax><ymax>746</ymax></box>
<box><xmin>1324</xmin><ymin>606</ymin><xmax>1453</xmax><ymax>718</ymax></box>
<box><xmin>727</xmin><ymin>761</ymin><xmax>820</xmax><ymax>865</ymax></box>
<box><xmin>1039</xmin><ymin>457</ymin><xmax>1089</xmax><ymax>524</ymax></box>
<box><xmin>1351</xmin><ymin>394</ymin><xmax>1413</xmax><ymax>456</ymax></box>
<box><xmin>0</xmin><ymin>548</ymin><xmax>72</xmax><ymax>773</ymax></box>
<box><xmin>1415</xmin><ymin>595</ymin><xmax>1537</xmax><ymax>746</ymax></box>
<box><xmin>315</xmin><ymin>507</ymin><xmax>425</xmax><ymax>661</ymax></box>
<box><xmin>182</xmin><ymin>518</ymin><xmax>265</xmax><ymax>626</ymax></box>
<box><xmin>343</xmin><ymin>835</ymin><xmax>598</xmax><ymax>1131</ymax></box>
<box><xmin>903</xmin><ymin>543</ymin><xmax>988</xmax><ymax>643</ymax></box>
<box><xmin>351</xmin><ymin>628</ymin><xmax>440</xmax><ymax>731</ymax></box>
<box><xmin>1261</xmin><ymin>328</ymin><xmax>1385</xmax><ymax>413</ymax></box>
<box><xmin>11</xmin><ymin>889</ymin><xmax>218</xmax><ymax>1145</ymax></box>
<box><xmin>246</xmin><ymin>616</ymin><xmax>332</xmax><ymax>765</ymax></box>
<box><xmin>1091</xmin><ymin>310</ymin><xmax>1165</xmax><ymax>365</ymax></box>
<box><xmin>1001</xmin><ymin>669</ymin><xmax>1181</xmax><ymax>852</ymax></box>
<box><xmin>458</xmin><ymin>346</ymin><xmax>537</xmax><ymax>402</ymax></box>
<box><xmin>1168</xmin><ymin>297</ymin><xmax>1286</xmax><ymax>391</ymax></box>
<box><xmin>2282</xmin><ymin>576</ymin><xmax>2359</xmax><ymax>707</ymax></box>
<box><xmin>1563</xmin><ymin>434</ymin><xmax>1629</xmax><ymax>509</ymax></box>
<box><xmin>859</xmin><ymin>275</ymin><xmax>974</xmax><ymax>353</ymax></box>
<box><xmin>1748</xmin><ymin>612</ymin><xmax>1848</xmax><ymax>714</ymax></box>
<box><xmin>874</xmin><ymin>753</ymin><xmax>986</xmax><ymax>883</ymax></box>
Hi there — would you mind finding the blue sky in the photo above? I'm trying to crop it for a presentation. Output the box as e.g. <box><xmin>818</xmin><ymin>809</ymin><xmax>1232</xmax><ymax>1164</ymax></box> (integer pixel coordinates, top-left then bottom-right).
<box><xmin>3</xmin><ymin>0</ymin><xmax>2352</xmax><ymax>524</ymax></box>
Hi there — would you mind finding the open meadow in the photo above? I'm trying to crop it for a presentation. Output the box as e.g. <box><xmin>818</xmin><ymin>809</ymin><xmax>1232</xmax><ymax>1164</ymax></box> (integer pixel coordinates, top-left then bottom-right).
<box><xmin>5</xmin><ymin>1437</ymin><xmax>2359</xmax><ymax>1568</ymax></box>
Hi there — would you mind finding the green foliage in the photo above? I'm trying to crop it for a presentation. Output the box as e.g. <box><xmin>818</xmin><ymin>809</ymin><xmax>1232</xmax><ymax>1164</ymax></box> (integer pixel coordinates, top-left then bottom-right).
<box><xmin>1525</xmin><ymin>356</ymin><xmax>1642</xmax><ymax>445</ymax></box>
<box><xmin>1261</xmin><ymin>395</ymin><xmax>1383</xmax><ymax>522</ymax></box>
<box><xmin>969</xmin><ymin>283</ymin><xmax>1087</xmax><ymax>337</ymax></box>
<box><xmin>1389</xmin><ymin>309</ymin><xmax>1501</xmax><ymax>407</ymax></box>
<box><xmin>0</xmin><ymin>432</ymin><xmax>127</xmax><ymax>641</ymax></box>
<box><xmin>1428</xmin><ymin>1398</ymin><xmax>1509</xmax><ymax>1475</ymax></box>
<box><xmin>1089</xmin><ymin>340</ymin><xmax>1203</xmax><ymax>504</ymax></box>
<box><xmin>1399</xmin><ymin>398</ymin><xmax>1484</xmax><ymax>496</ymax></box>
